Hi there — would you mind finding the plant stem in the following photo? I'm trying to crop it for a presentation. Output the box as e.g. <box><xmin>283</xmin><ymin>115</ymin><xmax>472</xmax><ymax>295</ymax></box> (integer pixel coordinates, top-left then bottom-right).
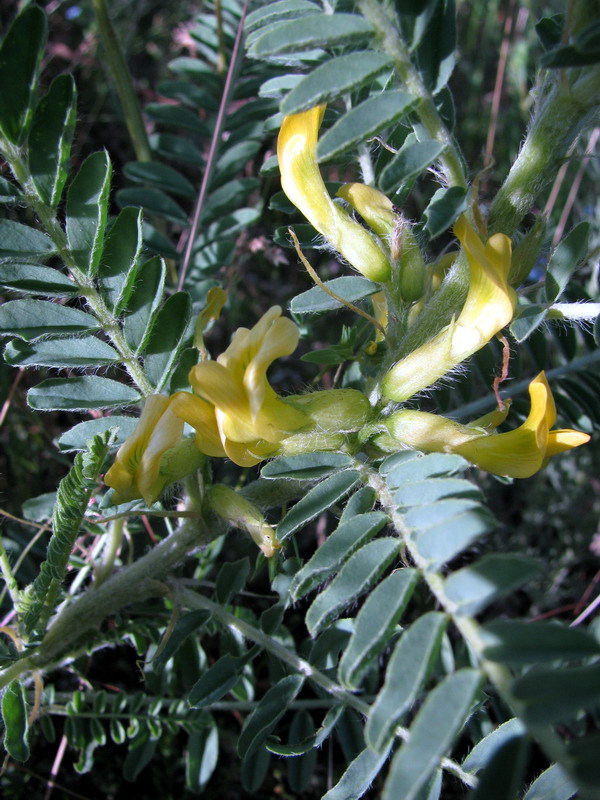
<box><xmin>488</xmin><ymin>66</ymin><xmax>600</xmax><ymax>236</ymax></box>
<box><xmin>357</xmin><ymin>0</ymin><xmax>467</xmax><ymax>190</ymax></box>
<box><xmin>177</xmin><ymin>0</ymin><xmax>250</xmax><ymax>290</ymax></box>
<box><xmin>94</xmin><ymin>517</ymin><xmax>125</xmax><ymax>586</ymax></box>
<box><xmin>548</xmin><ymin>302</ymin><xmax>600</xmax><ymax>321</ymax></box>
<box><xmin>0</xmin><ymin>517</ymin><xmax>220</xmax><ymax>691</ymax></box>
<box><xmin>91</xmin><ymin>0</ymin><xmax>152</xmax><ymax>162</ymax></box>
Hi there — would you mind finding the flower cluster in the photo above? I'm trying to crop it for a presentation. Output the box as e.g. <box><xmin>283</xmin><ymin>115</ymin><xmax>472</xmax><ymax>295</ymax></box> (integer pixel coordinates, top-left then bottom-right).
<box><xmin>105</xmin><ymin>104</ymin><xmax>591</xmax><ymax>526</ymax></box>
<box><xmin>275</xmin><ymin>105</ymin><xmax>590</xmax><ymax>478</ymax></box>
<box><xmin>105</xmin><ymin>306</ymin><xmax>372</xmax><ymax>508</ymax></box>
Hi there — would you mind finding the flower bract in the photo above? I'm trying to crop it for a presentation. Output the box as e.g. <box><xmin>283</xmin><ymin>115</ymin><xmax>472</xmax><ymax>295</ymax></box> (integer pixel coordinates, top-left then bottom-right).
<box><xmin>104</xmin><ymin>394</ymin><xmax>185</xmax><ymax>504</ymax></box>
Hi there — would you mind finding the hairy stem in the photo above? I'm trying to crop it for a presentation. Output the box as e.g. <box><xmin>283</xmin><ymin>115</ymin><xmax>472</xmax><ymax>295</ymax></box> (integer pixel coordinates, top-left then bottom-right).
<box><xmin>357</xmin><ymin>0</ymin><xmax>467</xmax><ymax>190</ymax></box>
<box><xmin>488</xmin><ymin>66</ymin><xmax>600</xmax><ymax>236</ymax></box>
<box><xmin>0</xmin><ymin>517</ymin><xmax>220</xmax><ymax>690</ymax></box>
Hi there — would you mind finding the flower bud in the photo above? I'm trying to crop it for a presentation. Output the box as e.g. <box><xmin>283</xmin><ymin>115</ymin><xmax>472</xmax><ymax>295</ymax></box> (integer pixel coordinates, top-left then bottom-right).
<box><xmin>206</xmin><ymin>484</ymin><xmax>281</xmax><ymax>557</ymax></box>
<box><xmin>337</xmin><ymin>183</ymin><xmax>396</xmax><ymax>237</ymax></box>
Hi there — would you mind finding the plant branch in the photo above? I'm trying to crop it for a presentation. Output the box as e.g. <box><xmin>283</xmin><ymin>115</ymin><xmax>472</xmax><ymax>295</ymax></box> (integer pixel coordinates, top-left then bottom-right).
<box><xmin>364</xmin><ymin>464</ymin><xmax>576</xmax><ymax>780</ymax></box>
<box><xmin>0</xmin><ymin>517</ymin><xmax>220</xmax><ymax>691</ymax></box>
<box><xmin>177</xmin><ymin>0</ymin><xmax>250</xmax><ymax>291</ymax></box>
<box><xmin>0</xmin><ymin>142</ymin><xmax>154</xmax><ymax>396</ymax></box>
<box><xmin>175</xmin><ymin>585</ymin><xmax>477</xmax><ymax>788</ymax></box>
<box><xmin>488</xmin><ymin>66</ymin><xmax>600</xmax><ymax>236</ymax></box>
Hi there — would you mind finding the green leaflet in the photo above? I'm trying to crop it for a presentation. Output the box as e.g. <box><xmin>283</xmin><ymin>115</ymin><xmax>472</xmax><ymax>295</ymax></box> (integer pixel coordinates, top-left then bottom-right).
<box><xmin>28</xmin><ymin>74</ymin><xmax>77</xmax><ymax>206</ymax></box>
<box><xmin>338</xmin><ymin>569</ymin><xmax>418</xmax><ymax>689</ymax></box>
<box><xmin>1</xmin><ymin>681</ymin><xmax>30</xmax><ymax>762</ymax></box>
<box><xmin>290</xmin><ymin>276</ymin><xmax>380</xmax><ymax>314</ymax></box>
<box><xmin>0</xmin><ymin>219</ymin><xmax>55</xmax><ymax>258</ymax></box>
<box><xmin>237</xmin><ymin>675</ymin><xmax>304</xmax><ymax>759</ymax></box>
<box><xmin>262</xmin><ymin>452</ymin><xmax>354</xmax><ymax>480</ymax></box>
<box><xmin>366</xmin><ymin>611</ymin><xmax>448</xmax><ymax>752</ymax></box>
<box><xmin>143</xmin><ymin>291</ymin><xmax>193</xmax><ymax>391</ymax></box>
<box><xmin>0</xmin><ymin>299</ymin><xmax>99</xmax><ymax>341</ymax></box>
<box><xmin>4</xmin><ymin>336</ymin><xmax>119</xmax><ymax>368</ymax></box>
<box><xmin>0</xmin><ymin>263</ymin><xmax>78</xmax><ymax>297</ymax></box>
<box><xmin>251</xmin><ymin>14</ymin><xmax>374</xmax><ymax>58</ymax></box>
<box><xmin>277</xmin><ymin>470</ymin><xmax>361</xmax><ymax>541</ymax></box>
<box><xmin>116</xmin><ymin>187</ymin><xmax>188</xmax><ymax>226</ymax></box>
<box><xmin>290</xmin><ymin>512</ymin><xmax>389</xmax><ymax>600</ymax></box>
<box><xmin>544</xmin><ymin>222</ymin><xmax>590</xmax><ymax>303</ymax></box>
<box><xmin>98</xmin><ymin>207</ymin><xmax>144</xmax><ymax>315</ymax></box>
<box><xmin>281</xmin><ymin>52</ymin><xmax>393</xmax><ymax>115</ymax></box>
<box><xmin>322</xmin><ymin>744</ymin><xmax>392</xmax><ymax>800</ymax></box>
<box><xmin>379</xmin><ymin>137</ymin><xmax>445</xmax><ymax>195</ymax></box>
<box><xmin>66</xmin><ymin>151</ymin><xmax>112</xmax><ymax>275</ymax></box>
<box><xmin>123</xmin><ymin>257</ymin><xmax>166</xmax><ymax>354</ymax></box>
<box><xmin>27</xmin><ymin>376</ymin><xmax>141</xmax><ymax>412</ymax></box>
<box><xmin>306</xmin><ymin>538</ymin><xmax>400</xmax><ymax>635</ymax></box>
<box><xmin>317</xmin><ymin>90</ymin><xmax>418</xmax><ymax>162</ymax></box>
<box><xmin>382</xmin><ymin>670</ymin><xmax>482</xmax><ymax>800</ymax></box>
<box><xmin>0</xmin><ymin>6</ymin><xmax>47</xmax><ymax>144</ymax></box>
<box><xmin>123</xmin><ymin>161</ymin><xmax>196</xmax><ymax>198</ymax></box>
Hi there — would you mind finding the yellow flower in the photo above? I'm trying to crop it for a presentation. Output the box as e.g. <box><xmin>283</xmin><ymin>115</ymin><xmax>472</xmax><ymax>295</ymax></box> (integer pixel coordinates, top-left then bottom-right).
<box><xmin>277</xmin><ymin>106</ymin><xmax>391</xmax><ymax>282</ymax></box>
<box><xmin>104</xmin><ymin>394</ymin><xmax>185</xmax><ymax>504</ymax></box>
<box><xmin>382</xmin><ymin>215</ymin><xmax>517</xmax><ymax>401</ymax></box>
<box><xmin>383</xmin><ymin>372</ymin><xmax>590</xmax><ymax>478</ymax></box>
<box><xmin>172</xmin><ymin>307</ymin><xmax>308</xmax><ymax>467</ymax></box>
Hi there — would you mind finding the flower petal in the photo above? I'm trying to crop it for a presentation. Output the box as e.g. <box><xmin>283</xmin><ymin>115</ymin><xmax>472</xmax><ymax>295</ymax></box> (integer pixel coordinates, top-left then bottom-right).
<box><xmin>104</xmin><ymin>394</ymin><xmax>172</xmax><ymax>500</ymax></box>
<box><xmin>450</xmin><ymin>217</ymin><xmax>516</xmax><ymax>361</ymax></box>
<box><xmin>278</xmin><ymin>107</ymin><xmax>390</xmax><ymax>282</ymax></box>
<box><xmin>455</xmin><ymin>426</ymin><xmax>545</xmax><ymax>478</ymax></box>
<box><xmin>245</xmin><ymin>316</ymin><xmax>300</xmax><ymax>419</ymax></box>
<box><xmin>170</xmin><ymin>391</ymin><xmax>226</xmax><ymax>458</ymax></box>
<box><xmin>546</xmin><ymin>429</ymin><xmax>591</xmax><ymax>456</ymax></box>
<box><xmin>189</xmin><ymin>361</ymin><xmax>256</xmax><ymax>440</ymax></box>
<box><xmin>382</xmin><ymin>216</ymin><xmax>515</xmax><ymax>401</ymax></box>
<box><xmin>137</xmin><ymin>404</ymin><xmax>185</xmax><ymax>504</ymax></box>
